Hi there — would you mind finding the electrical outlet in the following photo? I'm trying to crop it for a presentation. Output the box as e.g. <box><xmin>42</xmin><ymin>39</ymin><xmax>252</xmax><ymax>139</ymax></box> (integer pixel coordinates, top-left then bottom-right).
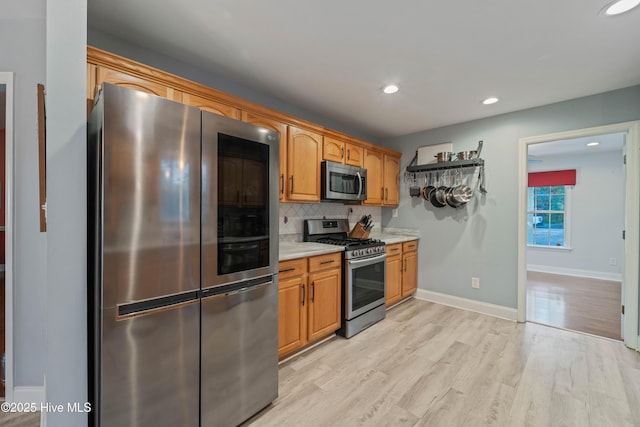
<box><xmin>471</xmin><ymin>277</ymin><xmax>480</xmax><ymax>288</ymax></box>
<box><xmin>392</xmin><ymin>208</ymin><xmax>398</xmax><ymax>218</ymax></box>
<box><xmin>609</xmin><ymin>257</ymin><xmax>617</xmax><ymax>266</ymax></box>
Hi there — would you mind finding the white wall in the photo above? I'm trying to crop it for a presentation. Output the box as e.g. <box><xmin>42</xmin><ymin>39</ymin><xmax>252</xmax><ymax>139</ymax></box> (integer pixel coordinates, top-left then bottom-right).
<box><xmin>382</xmin><ymin>85</ymin><xmax>640</xmax><ymax>309</ymax></box>
<box><xmin>45</xmin><ymin>0</ymin><xmax>87</xmax><ymax>425</ymax></box>
<box><xmin>527</xmin><ymin>149</ymin><xmax>624</xmax><ymax>280</ymax></box>
<box><xmin>0</xmin><ymin>0</ymin><xmax>47</xmax><ymax>389</ymax></box>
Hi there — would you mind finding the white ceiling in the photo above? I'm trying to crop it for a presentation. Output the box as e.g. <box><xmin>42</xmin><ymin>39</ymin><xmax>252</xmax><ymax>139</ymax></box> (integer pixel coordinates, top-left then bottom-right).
<box><xmin>87</xmin><ymin>0</ymin><xmax>640</xmax><ymax>139</ymax></box>
<box><xmin>528</xmin><ymin>132</ymin><xmax>625</xmax><ymax>157</ymax></box>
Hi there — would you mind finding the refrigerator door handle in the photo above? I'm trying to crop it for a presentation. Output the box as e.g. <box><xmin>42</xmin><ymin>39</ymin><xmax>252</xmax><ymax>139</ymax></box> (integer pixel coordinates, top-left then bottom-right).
<box><xmin>226</xmin><ymin>281</ymin><xmax>272</xmax><ymax>297</ymax></box>
<box><xmin>117</xmin><ymin>291</ymin><xmax>199</xmax><ymax>319</ymax></box>
<box><xmin>201</xmin><ymin>274</ymin><xmax>274</xmax><ymax>299</ymax></box>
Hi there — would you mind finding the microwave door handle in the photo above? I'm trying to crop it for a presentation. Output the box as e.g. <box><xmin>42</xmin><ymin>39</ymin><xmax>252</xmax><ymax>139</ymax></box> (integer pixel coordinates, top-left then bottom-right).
<box><xmin>356</xmin><ymin>172</ymin><xmax>362</xmax><ymax>199</ymax></box>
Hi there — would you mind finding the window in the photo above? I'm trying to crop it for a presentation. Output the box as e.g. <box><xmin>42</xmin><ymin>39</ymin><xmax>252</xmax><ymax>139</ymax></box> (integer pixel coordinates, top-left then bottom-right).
<box><xmin>527</xmin><ymin>185</ymin><xmax>570</xmax><ymax>248</ymax></box>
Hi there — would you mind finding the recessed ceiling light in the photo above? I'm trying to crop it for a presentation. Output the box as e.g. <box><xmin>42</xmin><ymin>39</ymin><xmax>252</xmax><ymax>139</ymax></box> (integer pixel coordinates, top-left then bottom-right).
<box><xmin>604</xmin><ymin>0</ymin><xmax>640</xmax><ymax>15</ymax></box>
<box><xmin>383</xmin><ymin>85</ymin><xmax>399</xmax><ymax>94</ymax></box>
<box><xmin>587</xmin><ymin>141</ymin><xmax>600</xmax><ymax>147</ymax></box>
<box><xmin>482</xmin><ymin>97</ymin><xmax>499</xmax><ymax>105</ymax></box>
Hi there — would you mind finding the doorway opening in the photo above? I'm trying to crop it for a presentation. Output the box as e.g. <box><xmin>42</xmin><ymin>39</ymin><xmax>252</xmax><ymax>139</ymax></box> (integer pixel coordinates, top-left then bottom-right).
<box><xmin>525</xmin><ymin>133</ymin><xmax>625</xmax><ymax>340</ymax></box>
<box><xmin>518</xmin><ymin>121</ymin><xmax>640</xmax><ymax>350</ymax></box>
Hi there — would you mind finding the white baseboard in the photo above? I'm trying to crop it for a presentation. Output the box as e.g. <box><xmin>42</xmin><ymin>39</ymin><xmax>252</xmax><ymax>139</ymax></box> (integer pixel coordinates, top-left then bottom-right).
<box><xmin>12</xmin><ymin>386</ymin><xmax>45</xmax><ymax>405</ymax></box>
<box><xmin>415</xmin><ymin>289</ymin><xmax>518</xmax><ymax>321</ymax></box>
<box><xmin>527</xmin><ymin>264</ymin><xmax>622</xmax><ymax>282</ymax></box>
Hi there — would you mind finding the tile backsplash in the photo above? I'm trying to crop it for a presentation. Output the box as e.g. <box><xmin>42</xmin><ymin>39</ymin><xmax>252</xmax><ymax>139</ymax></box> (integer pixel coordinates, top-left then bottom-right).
<box><xmin>279</xmin><ymin>203</ymin><xmax>382</xmax><ymax>241</ymax></box>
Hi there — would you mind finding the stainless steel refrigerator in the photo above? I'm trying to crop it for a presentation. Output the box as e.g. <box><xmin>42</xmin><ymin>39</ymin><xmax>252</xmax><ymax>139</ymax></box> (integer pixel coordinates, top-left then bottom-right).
<box><xmin>88</xmin><ymin>83</ymin><xmax>279</xmax><ymax>427</ymax></box>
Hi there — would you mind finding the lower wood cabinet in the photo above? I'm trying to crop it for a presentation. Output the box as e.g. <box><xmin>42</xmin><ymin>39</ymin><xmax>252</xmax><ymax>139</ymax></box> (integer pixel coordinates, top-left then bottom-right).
<box><xmin>386</xmin><ymin>240</ymin><xmax>418</xmax><ymax>306</ymax></box>
<box><xmin>278</xmin><ymin>252</ymin><xmax>342</xmax><ymax>359</ymax></box>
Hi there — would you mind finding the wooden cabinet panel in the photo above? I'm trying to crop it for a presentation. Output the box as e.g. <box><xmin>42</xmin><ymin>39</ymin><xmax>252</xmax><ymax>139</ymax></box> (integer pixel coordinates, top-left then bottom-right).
<box><xmin>363</xmin><ymin>149</ymin><xmax>384</xmax><ymax>205</ymax></box>
<box><xmin>383</xmin><ymin>155</ymin><xmax>400</xmax><ymax>206</ymax></box>
<box><xmin>279</xmin><ymin>258</ymin><xmax>307</xmax><ymax>280</ymax></box>
<box><xmin>403</xmin><ymin>240</ymin><xmax>418</xmax><ymax>252</ymax></box>
<box><xmin>323</xmin><ymin>136</ymin><xmax>345</xmax><ymax>163</ymax></box>
<box><xmin>308</xmin><ymin>252</ymin><xmax>341</xmax><ymax>272</ymax></box>
<box><xmin>182</xmin><ymin>92</ymin><xmax>241</xmax><ymax>119</ymax></box>
<box><xmin>308</xmin><ymin>268</ymin><xmax>341</xmax><ymax>342</ymax></box>
<box><xmin>386</xmin><ymin>254</ymin><xmax>403</xmax><ymax>307</ymax></box>
<box><xmin>241</xmin><ymin>112</ymin><xmax>288</xmax><ymax>201</ymax></box>
<box><xmin>278</xmin><ymin>276</ymin><xmax>307</xmax><ymax>358</ymax></box>
<box><xmin>87</xmin><ymin>63</ymin><xmax>97</xmax><ymax>115</ymax></box>
<box><xmin>345</xmin><ymin>142</ymin><xmax>364</xmax><ymax>167</ymax></box>
<box><xmin>287</xmin><ymin>126</ymin><xmax>322</xmax><ymax>202</ymax></box>
<box><xmin>96</xmin><ymin>67</ymin><xmax>182</xmax><ymax>102</ymax></box>
<box><xmin>402</xmin><ymin>249</ymin><xmax>418</xmax><ymax>297</ymax></box>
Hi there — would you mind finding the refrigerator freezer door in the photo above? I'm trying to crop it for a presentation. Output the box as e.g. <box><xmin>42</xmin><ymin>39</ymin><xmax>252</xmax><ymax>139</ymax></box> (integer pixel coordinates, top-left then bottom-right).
<box><xmin>99</xmin><ymin>299</ymin><xmax>200</xmax><ymax>427</ymax></box>
<box><xmin>201</xmin><ymin>276</ymin><xmax>278</xmax><ymax>427</ymax></box>
<box><xmin>101</xmin><ymin>84</ymin><xmax>201</xmax><ymax>308</ymax></box>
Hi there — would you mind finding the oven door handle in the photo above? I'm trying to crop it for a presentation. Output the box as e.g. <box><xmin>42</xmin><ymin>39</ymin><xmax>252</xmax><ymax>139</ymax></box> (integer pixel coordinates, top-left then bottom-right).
<box><xmin>348</xmin><ymin>253</ymin><xmax>387</xmax><ymax>266</ymax></box>
<box><xmin>356</xmin><ymin>172</ymin><xmax>363</xmax><ymax>199</ymax></box>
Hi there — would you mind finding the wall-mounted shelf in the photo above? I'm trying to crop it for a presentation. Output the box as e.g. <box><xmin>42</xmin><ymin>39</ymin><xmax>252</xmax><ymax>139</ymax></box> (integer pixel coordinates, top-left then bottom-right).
<box><xmin>406</xmin><ymin>158</ymin><xmax>484</xmax><ymax>173</ymax></box>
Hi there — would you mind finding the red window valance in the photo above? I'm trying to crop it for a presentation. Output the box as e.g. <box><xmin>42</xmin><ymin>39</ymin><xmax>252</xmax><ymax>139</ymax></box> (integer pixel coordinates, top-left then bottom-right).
<box><xmin>528</xmin><ymin>169</ymin><xmax>576</xmax><ymax>187</ymax></box>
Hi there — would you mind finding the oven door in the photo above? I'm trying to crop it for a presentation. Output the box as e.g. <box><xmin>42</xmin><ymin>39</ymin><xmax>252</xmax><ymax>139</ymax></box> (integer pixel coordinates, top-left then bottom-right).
<box><xmin>345</xmin><ymin>253</ymin><xmax>386</xmax><ymax>320</ymax></box>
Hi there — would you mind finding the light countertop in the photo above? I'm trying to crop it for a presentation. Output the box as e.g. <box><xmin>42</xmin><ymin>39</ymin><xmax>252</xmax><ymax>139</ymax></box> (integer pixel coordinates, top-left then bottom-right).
<box><xmin>279</xmin><ymin>241</ymin><xmax>344</xmax><ymax>261</ymax></box>
<box><xmin>278</xmin><ymin>228</ymin><xmax>419</xmax><ymax>261</ymax></box>
<box><xmin>371</xmin><ymin>228</ymin><xmax>420</xmax><ymax>245</ymax></box>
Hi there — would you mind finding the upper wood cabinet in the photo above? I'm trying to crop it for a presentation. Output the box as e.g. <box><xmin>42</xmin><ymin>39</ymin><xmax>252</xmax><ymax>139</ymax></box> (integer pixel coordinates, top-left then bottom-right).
<box><xmin>287</xmin><ymin>126</ymin><xmax>322</xmax><ymax>203</ymax></box>
<box><xmin>363</xmin><ymin>149</ymin><xmax>384</xmax><ymax>205</ymax></box>
<box><xmin>322</xmin><ymin>136</ymin><xmax>364</xmax><ymax>168</ymax></box>
<box><xmin>95</xmin><ymin>67</ymin><xmax>183</xmax><ymax>103</ymax></box>
<box><xmin>241</xmin><ymin>112</ymin><xmax>288</xmax><ymax>202</ymax></box>
<box><xmin>182</xmin><ymin>93</ymin><xmax>241</xmax><ymax>119</ymax></box>
<box><xmin>383</xmin><ymin>155</ymin><xmax>401</xmax><ymax>206</ymax></box>
<box><xmin>345</xmin><ymin>142</ymin><xmax>364</xmax><ymax>167</ymax></box>
<box><xmin>323</xmin><ymin>136</ymin><xmax>345</xmax><ymax>163</ymax></box>
<box><xmin>87</xmin><ymin>47</ymin><xmax>402</xmax><ymax>206</ymax></box>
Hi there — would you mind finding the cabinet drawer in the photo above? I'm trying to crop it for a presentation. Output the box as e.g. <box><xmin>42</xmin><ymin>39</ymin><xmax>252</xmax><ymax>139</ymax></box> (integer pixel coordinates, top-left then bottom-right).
<box><xmin>403</xmin><ymin>240</ymin><xmax>418</xmax><ymax>252</ymax></box>
<box><xmin>386</xmin><ymin>243</ymin><xmax>402</xmax><ymax>256</ymax></box>
<box><xmin>278</xmin><ymin>258</ymin><xmax>307</xmax><ymax>280</ymax></box>
<box><xmin>308</xmin><ymin>252</ymin><xmax>342</xmax><ymax>272</ymax></box>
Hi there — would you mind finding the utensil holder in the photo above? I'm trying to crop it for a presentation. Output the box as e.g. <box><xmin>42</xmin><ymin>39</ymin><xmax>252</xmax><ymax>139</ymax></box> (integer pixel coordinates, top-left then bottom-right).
<box><xmin>349</xmin><ymin>223</ymin><xmax>370</xmax><ymax>239</ymax></box>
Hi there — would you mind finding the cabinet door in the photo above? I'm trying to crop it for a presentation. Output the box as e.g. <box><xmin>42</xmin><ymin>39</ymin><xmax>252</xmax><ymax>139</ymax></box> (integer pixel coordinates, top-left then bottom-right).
<box><xmin>278</xmin><ymin>276</ymin><xmax>307</xmax><ymax>359</ymax></box>
<box><xmin>363</xmin><ymin>149</ymin><xmax>384</xmax><ymax>205</ymax></box>
<box><xmin>323</xmin><ymin>136</ymin><xmax>345</xmax><ymax>163</ymax></box>
<box><xmin>241</xmin><ymin>112</ymin><xmax>288</xmax><ymax>202</ymax></box>
<box><xmin>307</xmin><ymin>268</ymin><xmax>341</xmax><ymax>342</ymax></box>
<box><xmin>386</xmin><ymin>254</ymin><xmax>403</xmax><ymax>307</ymax></box>
<box><xmin>383</xmin><ymin>155</ymin><xmax>400</xmax><ymax>206</ymax></box>
<box><xmin>402</xmin><ymin>251</ymin><xmax>418</xmax><ymax>297</ymax></box>
<box><xmin>96</xmin><ymin>67</ymin><xmax>182</xmax><ymax>102</ymax></box>
<box><xmin>287</xmin><ymin>126</ymin><xmax>322</xmax><ymax>202</ymax></box>
<box><xmin>345</xmin><ymin>142</ymin><xmax>364</xmax><ymax>167</ymax></box>
<box><xmin>182</xmin><ymin>93</ymin><xmax>241</xmax><ymax>119</ymax></box>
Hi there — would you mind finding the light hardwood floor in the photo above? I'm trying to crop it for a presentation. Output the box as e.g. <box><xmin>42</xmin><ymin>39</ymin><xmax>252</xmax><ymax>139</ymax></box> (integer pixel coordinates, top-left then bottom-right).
<box><xmin>247</xmin><ymin>298</ymin><xmax>640</xmax><ymax>427</ymax></box>
<box><xmin>526</xmin><ymin>271</ymin><xmax>622</xmax><ymax>340</ymax></box>
<box><xmin>4</xmin><ymin>299</ymin><xmax>638</xmax><ymax>427</ymax></box>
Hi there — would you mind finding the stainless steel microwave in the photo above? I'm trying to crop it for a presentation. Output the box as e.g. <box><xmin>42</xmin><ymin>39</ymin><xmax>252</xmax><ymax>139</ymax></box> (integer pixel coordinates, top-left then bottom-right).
<box><xmin>321</xmin><ymin>161</ymin><xmax>367</xmax><ymax>202</ymax></box>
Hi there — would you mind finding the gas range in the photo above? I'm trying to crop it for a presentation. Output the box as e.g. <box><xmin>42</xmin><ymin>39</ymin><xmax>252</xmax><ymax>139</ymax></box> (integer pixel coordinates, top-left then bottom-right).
<box><xmin>303</xmin><ymin>219</ymin><xmax>386</xmax><ymax>259</ymax></box>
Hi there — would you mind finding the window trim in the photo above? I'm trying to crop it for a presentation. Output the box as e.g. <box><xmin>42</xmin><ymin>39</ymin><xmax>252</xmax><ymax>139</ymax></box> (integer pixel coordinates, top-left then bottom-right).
<box><xmin>526</xmin><ymin>185</ymin><xmax>572</xmax><ymax>249</ymax></box>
